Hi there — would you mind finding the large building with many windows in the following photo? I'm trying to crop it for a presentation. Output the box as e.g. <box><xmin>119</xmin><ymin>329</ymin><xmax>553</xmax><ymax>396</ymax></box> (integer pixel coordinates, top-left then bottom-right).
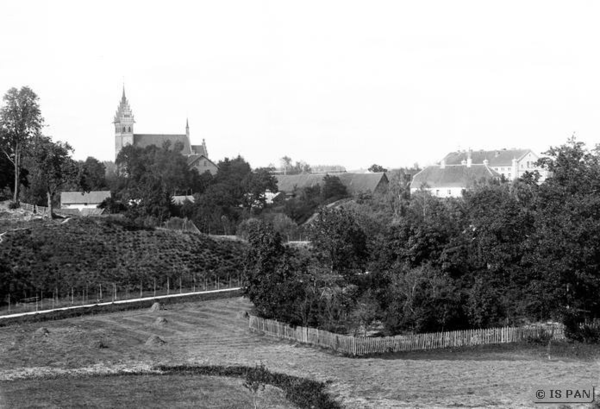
<box><xmin>440</xmin><ymin>149</ymin><xmax>544</xmax><ymax>181</ymax></box>
<box><xmin>411</xmin><ymin>148</ymin><xmax>546</xmax><ymax>198</ymax></box>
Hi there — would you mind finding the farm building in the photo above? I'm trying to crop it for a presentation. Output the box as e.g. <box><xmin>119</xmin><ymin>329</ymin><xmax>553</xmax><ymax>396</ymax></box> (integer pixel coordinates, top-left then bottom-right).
<box><xmin>275</xmin><ymin>173</ymin><xmax>389</xmax><ymax>198</ymax></box>
<box><xmin>60</xmin><ymin>191</ymin><xmax>111</xmax><ymax>210</ymax></box>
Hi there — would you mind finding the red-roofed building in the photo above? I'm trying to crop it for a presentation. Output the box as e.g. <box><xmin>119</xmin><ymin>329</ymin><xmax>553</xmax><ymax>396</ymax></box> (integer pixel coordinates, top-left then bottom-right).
<box><xmin>113</xmin><ymin>88</ymin><xmax>218</xmax><ymax>175</ymax></box>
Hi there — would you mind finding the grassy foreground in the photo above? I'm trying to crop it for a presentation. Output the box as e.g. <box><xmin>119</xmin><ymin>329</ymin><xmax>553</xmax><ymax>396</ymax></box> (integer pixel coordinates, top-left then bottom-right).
<box><xmin>0</xmin><ymin>374</ymin><xmax>292</xmax><ymax>409</ymax></box>
<box><xmin>0</xmin><ymin>297</ymin><xmax>598</xmax><ymax>408</ymax></box>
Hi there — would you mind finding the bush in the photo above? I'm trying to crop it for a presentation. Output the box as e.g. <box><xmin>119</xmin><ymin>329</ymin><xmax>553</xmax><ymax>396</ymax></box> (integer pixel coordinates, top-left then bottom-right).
<box><xmin>8</xmin><ymin>201</ymin><xmax>19</xmax><ymax>209</ymax></box>
<box><xmin>562</xmin><ymin>312</ymin><xmax>600</xmax><ymax>343</ymax></box>
<box><xmin>156</xmin><ymin>365</ymin><xmax>342</xmax><ymax>409</ymax></box>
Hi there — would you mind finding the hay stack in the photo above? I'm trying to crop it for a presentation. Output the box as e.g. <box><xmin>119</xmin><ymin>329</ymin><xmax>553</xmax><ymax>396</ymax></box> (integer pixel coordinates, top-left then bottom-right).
<box><xmin>145</xmin><ymin>335</ymin><xmax>166</xmax><ymax>346</ymax></box>
<box><xmin>236</xmin><ymin>310</ymin><xmax>249</xmax><ymax>320</ymax></box>
<box><xmin>153</xmin><ymin>317</ymin><xmax>168</xmax><ymax>326</ymax></box>
<box><xmin>149</xmin><ymin>302</ymin><xmax>161</xmax><ymax>312</ymax></box>
<box><xmin>33</xmin><ymin>327</ymin><xmax>50</xmax><ymax>338</ymax></box>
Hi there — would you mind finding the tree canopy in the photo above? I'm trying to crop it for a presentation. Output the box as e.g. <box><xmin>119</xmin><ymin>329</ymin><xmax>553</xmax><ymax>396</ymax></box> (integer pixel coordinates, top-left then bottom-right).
<box><xmin>0</xmin><ymin>86</ymin><xmax>44</xmax><ymax>202</ymax></box>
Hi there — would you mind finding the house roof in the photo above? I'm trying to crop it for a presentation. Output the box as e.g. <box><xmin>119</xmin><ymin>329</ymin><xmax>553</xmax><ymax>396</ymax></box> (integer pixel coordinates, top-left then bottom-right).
<box><xmin>172</xmin><ymin>195</ymin><xmax>195</xmax><ymax>204</ymax></box>
<box><xmin>275</xmin><ymin>173</ymin><xmax>388</xmax><ymax>195</ymax></box>
<box><xmin>187</xmin><ymin>154</ymin><xmax>217</xmax><ymax>168</ymax></box>
<box><xmin>336</xmin><ymin>173</ymin><xmax>388</xmax><ymax>195</ymax></box>
<box><xmin>442</xmin><ymin>149</ymin><xmax>534</xmax><ymax>167</ymax></box>
<box><xmin>411</xmin><ymin>165</ymin><xmax>500</xmax><ymax>189</ymax></box>
<box><xmin>275</xmin><ymin>174</ymin><xmax>324</xmax><ymax>193</ymax></box>
<box><xmin>191</xmin><ymin>144</ymin><xmax>207</xmax><ymax>156</ymax></box>
<box><xmin>133</xmin><ymin>134</ymin><xmax>191</xmax><ymax>155</ymax></box>
<box><xmin>60</xmin><ymin>191</ymin><xmax>111</xmax><ymax>205</ymax></box>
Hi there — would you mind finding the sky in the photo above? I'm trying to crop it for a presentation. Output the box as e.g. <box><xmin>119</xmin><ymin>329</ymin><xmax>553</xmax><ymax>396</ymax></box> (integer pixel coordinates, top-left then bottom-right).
<box><xmin>2</xmin><ymin>1</ymin><xmax>600</xmax><ymax>171</ymax></box>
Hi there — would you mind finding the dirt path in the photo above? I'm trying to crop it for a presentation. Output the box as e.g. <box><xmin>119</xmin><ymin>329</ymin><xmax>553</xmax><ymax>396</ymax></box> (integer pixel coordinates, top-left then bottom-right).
<box><xmin>0</xmin><ymin>297</ymin><xmax>598</xmax><ymax>408</ymax></box>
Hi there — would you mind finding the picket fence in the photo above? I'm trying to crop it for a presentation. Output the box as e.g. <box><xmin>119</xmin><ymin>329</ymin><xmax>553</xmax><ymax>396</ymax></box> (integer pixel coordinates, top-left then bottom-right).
<box><xmin>20</xmin><ymin>202</ymin><xmax>50</xmax><ymax>216</ymax></box>
<box><xmin>248</xmin><ymin>315</ymin><xmax>565</xmax><ymax>356</ymax></box>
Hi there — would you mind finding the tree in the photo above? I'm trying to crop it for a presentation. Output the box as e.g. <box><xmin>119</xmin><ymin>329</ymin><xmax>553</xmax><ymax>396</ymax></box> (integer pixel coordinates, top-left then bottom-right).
<box><xmin>0</xmin><ymin>150</ymin><xmax>23</xmax><ymax>197</ymax></box>
<box><xmin>280</xmin><ymin>156</ymin><xmax>292</xmax><ymax>175</ymax></box>
<box><xmin>321</xmin><ymin>174</ymin><xmax>348</xmax><ymax>202</ymax></box>
<box><xmin>243</xmin><ymin>221</ymin><xmax>306</xmax><ymax>323</ymax></box>
<box><xmin>30</xmin><ymin>136</ymin><xmax>81</xmax><ymax>216</ymax></box>
<box><xmin>523</xmin><ymin>138</ymin><xmax>600</xmax><ymax>320</ymax></box>
<box><xmin>308</xmin><ymin>207</ymin><xmax>368</xmax><ymax>280</ymax></box>
<box><xmin>241</xmin><ymin>167</ymin><xmax>278</xmax><ymax>210</ymax></box>
<box><xmin>368</xmin><ymin>164</ymin><xmax>387</xmax><ymax>173</ymax></box>
<box><xmin>115</xmin><ymin>143</ymin><xmax>198</xmax><ymax>223</ymax></box>
<box><xmin>0</xmin><ymin>87</ymin><xmax>44</xmax><ymax>203</ymax></box>
<box><xmin>81</xmin><ymin>157</ymin><xmax>107</xmax><ymax>191</ymax></box>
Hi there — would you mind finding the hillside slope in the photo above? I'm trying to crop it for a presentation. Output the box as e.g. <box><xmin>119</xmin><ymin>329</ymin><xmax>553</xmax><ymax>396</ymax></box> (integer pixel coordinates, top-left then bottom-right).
<box><xmin>0</xmin><ymin>215</ymin><xmax>248</xmax><ymax>299</ymax></box>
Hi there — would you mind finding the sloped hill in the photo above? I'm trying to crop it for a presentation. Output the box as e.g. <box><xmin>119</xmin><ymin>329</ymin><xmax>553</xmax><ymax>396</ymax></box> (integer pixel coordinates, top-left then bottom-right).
<box><xmin>0</xmin><ymin>216</ymin><xmax>248</xmax><ymax>299</ymax></box>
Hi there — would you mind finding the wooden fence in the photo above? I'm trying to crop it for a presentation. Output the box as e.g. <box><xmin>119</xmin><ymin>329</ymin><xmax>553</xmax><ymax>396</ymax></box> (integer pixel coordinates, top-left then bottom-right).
<box><xmin>20</xmin><ymin>202</ymin><xmax>50</xmax><ymax>216</ymax></box>
<box><xmin>248</xmin><ymin>316</ymin><xmax>565</xmax><ymax>356</ymax></box>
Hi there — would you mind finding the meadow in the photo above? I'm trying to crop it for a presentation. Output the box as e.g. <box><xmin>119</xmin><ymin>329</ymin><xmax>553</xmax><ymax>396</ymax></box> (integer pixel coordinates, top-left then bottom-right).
<box><xmin>0</xmin><ymin>296</ymin><xmax>598</xmax><ymax>408</ymax></box>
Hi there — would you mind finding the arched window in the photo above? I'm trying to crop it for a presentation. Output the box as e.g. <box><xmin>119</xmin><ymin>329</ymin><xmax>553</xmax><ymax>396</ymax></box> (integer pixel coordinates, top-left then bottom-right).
<box><xmin>123</xmin><ymin>126</ymin><xmax>126</xmax><ymax>132</ymax></box>
<box><xmin>128</xmin><ymin>127</ymin><xmax>131</xmax><ymax>132</ymax></box>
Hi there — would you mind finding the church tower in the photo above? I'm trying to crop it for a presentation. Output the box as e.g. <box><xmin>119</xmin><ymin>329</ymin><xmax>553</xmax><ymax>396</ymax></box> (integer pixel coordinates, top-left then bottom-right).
<box><xmin>114</xmin><ymin>87</ymin><xmax>135</xmax><ymax>159</ymax></box>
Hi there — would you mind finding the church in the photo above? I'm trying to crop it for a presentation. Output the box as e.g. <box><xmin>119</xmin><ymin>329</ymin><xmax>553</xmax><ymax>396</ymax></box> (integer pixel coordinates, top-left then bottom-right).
<box><xmin>113</xmin><ymin>88</ymin><xmax>218</xmax><ymax>175</ymax></box>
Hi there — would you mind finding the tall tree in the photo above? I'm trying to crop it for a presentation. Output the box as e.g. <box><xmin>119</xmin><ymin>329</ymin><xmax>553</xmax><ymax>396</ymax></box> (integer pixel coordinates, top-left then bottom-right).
<box><xmin>30</xmin><ymin>136</ymin><xmax>80</xmax><ymax>216</ymax></box>
<box><xmin>308</xmin><ymin>207</ymin><xmax>368</xmax><ymax>280</ymax></box>
<box><xmin>81</xmin><ymin>156</ymin><xmax>107</xmax><ymax>191</ymax></box>
<box><xmin>321</xmin><ymin>174</ymin><xmax>348</xmax><ymax>202</ymax></box>
<box><xmin>0</xmin><ymin>87</ymin><xmax>44</xmax><ymax>203</ymax></box>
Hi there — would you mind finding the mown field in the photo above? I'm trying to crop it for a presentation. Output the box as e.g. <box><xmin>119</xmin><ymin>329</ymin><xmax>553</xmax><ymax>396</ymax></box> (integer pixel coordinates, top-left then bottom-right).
<box><xmin>0</xmin><ymin>297</ymin><xmax>598</xmax><ymax>408</ymax></box>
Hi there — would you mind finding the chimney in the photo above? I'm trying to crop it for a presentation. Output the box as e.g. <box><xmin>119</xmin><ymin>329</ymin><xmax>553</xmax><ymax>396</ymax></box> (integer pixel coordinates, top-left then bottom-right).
<box><xmin>466</xmin><ymin>150</ymin><xmax>472</xmax><ymax>168</ymax></box>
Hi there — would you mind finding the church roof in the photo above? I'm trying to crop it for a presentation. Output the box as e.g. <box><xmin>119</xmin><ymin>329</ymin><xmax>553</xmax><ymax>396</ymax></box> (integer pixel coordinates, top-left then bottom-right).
<box><xmin>442</xmin><ymin>149</ymin><xmax>533</xmax><ymax>167</ymax></box>
<box><xmin>191</xmin><ymin>144</ymin><xmax>207</xmax><ymax>156</ymax></box>
<box><xmin>411</xmin><ymin>165</ymin><xmax>500</xmax><ymax>189</ymax></box>
<box><xmin>133</xmin><ymin>134</ymin><xmax>192</xmax><ymax>155</ymax></box>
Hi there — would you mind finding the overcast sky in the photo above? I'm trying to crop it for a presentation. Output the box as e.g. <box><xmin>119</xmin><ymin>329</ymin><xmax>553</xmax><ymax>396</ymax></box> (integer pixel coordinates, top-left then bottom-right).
<box><xmin>2</xmin><ymin>1</ymin><xmax>600</xmax><ymax>170</ymax></box>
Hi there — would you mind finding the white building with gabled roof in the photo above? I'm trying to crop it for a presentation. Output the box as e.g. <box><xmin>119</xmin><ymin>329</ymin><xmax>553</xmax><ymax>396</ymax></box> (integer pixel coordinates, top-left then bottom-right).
<box><xmin>441</xmin><ymin>148</ymin><xmax>546</xmax><ymax>181</ymax></box>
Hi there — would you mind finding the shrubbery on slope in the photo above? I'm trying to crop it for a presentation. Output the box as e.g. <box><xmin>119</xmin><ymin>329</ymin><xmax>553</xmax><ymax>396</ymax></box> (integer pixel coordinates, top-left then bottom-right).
<box><xmin>0</xmin><ymin>216</ymin><xmax>247</xmax><ymax>302</ymax></box>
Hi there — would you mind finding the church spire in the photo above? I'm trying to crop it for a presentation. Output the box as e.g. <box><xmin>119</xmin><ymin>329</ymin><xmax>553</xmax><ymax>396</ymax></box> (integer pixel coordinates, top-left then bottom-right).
<box><xmin>114</xmin><ymin>86</ymin><xmax>134</xmax><ymax>124</ymax></box>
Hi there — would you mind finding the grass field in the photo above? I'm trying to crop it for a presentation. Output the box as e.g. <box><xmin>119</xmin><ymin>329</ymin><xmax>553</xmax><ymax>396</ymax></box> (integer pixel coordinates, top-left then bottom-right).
<box><xmin>0</xmin><ymin>374</ymin><xmax>292</xmax><ymax>409</ymax></box>
<box><xmin>0</xmin><ymin>297</ymin><xmax>599</xmax><ymax>408</ymax></box>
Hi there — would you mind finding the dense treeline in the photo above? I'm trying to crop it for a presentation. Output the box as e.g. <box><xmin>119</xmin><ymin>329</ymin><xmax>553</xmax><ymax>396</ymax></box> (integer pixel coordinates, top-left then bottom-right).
<box><xmin>245</xmin><ymin>139</ymin><xmax>600</xmax><ymax>336</ymax></box>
